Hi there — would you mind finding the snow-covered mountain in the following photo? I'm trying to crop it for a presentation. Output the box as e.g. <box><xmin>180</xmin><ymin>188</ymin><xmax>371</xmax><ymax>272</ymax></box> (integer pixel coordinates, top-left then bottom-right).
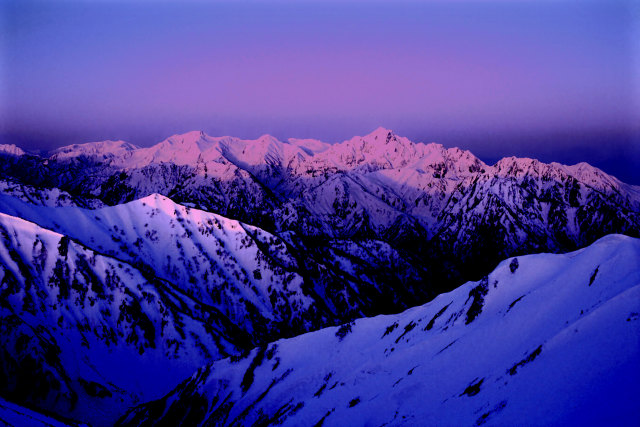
<box><xmin>50</xmin><ymin>140</ymin><xmax>139</xmax><ymax>162</ymax></box>
<box><xmin>119</xmin><ymin>234</ymin><xmax>640</xmax><ymax>426</ymax></box>
<box><xmin>0</xmin><ymin>209</ymin><xmax>260</xmax><ymax>425</ymax></box>
<box><xmin>1</xmin><ymin>128</ymin><xmax>638</xmax><ymax>292</ymax></box>
<box><xmin>0</xmin><ymin>193</ymin><xmax>429</xmax><ymax>425</ymax></box>
<box><xmin>0</xmin><ymin>144</ymin><xmax>25</xmax><ymax>157</ymax></box>
<box><xmin>0</xmin><ymin>179</ymin><xmax>104</xmax><ymax>208</ymax></box>
<box><xmin>1</xmin><ymin>129</ymin><xmax>639</xmax><ymax>425</ymax></box>
<box><xmin>0</xmin><ymin>192</ymin><xmax>427</xmax><ymax>330</ymax></box>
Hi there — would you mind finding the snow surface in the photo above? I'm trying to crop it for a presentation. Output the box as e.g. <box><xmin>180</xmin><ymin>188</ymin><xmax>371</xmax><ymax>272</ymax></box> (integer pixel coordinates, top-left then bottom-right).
<box><xmin>33</xmin><ymin>128</ymin><xmax>640</xmax><ymax>241</ymax></box>
<box><xmin>121</xmin><ymin>234</ymin><xmax>640</xmax><ymax>426</ymax></box>
<box><xmin>0</xmin><ymin>144</ymin><xmax>25</xmax><ymax>156</ymax></box>
<box><xmin>0</xmin><ymin>180</ymin><xmax>104</xmax><ymax>208</ymax></box>
<box><xmin>0</xmin><ymin>192</ymin><xmax>313</xmax><ymax>331</ymax></box>
<box><xmin>0</xmin><ymin>209</ymin><xmax>247</xmax><ymax>425</ymax></box>
<box><xmin>0</xmin><ymin>397</ymin><xmax>78</xmax><ymax>427</ymax></box>
<box><xmin>51</xmin><ymin>140</ymin><xmax>139</xmax><ymax>162</ymax></box>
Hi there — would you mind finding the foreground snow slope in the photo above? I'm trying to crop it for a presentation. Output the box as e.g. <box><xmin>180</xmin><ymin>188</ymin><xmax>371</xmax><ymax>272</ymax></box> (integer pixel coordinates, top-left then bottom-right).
<box><xmin>120</xmin><ymin>234</ymin><xmax>640</xmax><ymax>426</ymax></box>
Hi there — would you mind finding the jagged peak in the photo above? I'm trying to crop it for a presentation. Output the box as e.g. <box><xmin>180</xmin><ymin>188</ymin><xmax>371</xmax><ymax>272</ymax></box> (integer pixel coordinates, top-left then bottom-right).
<box><xmin>494</xmin><ymin>156</ymin><xmax>538</xmax><ymax>168</ymax></box>
<box><xmin>341</xmin><ymin>127</ymin><xmax>411</xmax><ymax>148</ymax></box>
<box><xmin>366</xmin><ymin>126</ymin><xmax>395</xmax><ymax>139</ymax></box>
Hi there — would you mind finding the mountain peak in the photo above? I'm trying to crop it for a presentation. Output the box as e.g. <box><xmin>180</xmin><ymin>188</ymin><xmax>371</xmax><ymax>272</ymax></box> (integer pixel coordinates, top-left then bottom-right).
<box><xmin>50</xmin><ymin>140</ymin><xmax>139</xmax><ymax>160</ymax></box>
<box><xmin>365</xmin><ymin>127</ymin><xmax>395</xmax><ymax>140</ymax></box>
<box><xmin>256</xmin><ymin>134</ymin><xmax>281</xmax><ymax>144</ymax></box>
<box><xmin>0</xmin><ymin>144</ymin><xmax>25</xmax><ymax>157</ymax></box>
<box><xmin>163</xmin><ymin>130</ymin><xmax>209</xmax><ymax>145</ymax></box>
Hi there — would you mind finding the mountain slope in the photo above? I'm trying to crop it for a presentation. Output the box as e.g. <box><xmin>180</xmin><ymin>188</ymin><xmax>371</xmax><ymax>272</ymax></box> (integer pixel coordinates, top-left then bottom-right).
<box><xmin>0</xmin><ymin>210</ymin><xmax>263</xmax><ymax>425</ymax></box>
<box><xmin>0</xmin><ymin>193</ymin><xmax>319</xmax><ymax>338</ymax></box>
<box><xmin>0</xmin><ymin>192</ymin><xmax>430</xmax><ymax>424</ymax></box>
<box><xmin>119</xmin><ymin>234</ymin><xmax>640</xmax><ymax>426</ymax></box>
<box><xmin>0</xmin><ymin>397</ymin><xmax>80</xmax><ymax>427</ymax></box>
<box><xmin>0</xmin><ymin>192</ymin><xmax>428</xmax><ymax>334</ymax></box>
<box><xmin>0</xmin><ymin>179</ymin><xmax>104</xmax><ymax>208</ymax></box>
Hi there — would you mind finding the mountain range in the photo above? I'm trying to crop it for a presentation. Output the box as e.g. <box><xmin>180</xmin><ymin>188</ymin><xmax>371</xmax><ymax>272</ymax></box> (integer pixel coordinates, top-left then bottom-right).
<box><xmin>0</xmin><ymin>129</ymin><xmax>638</xmax><ymax>425</ymax></box>
<box><xmin>119</xmin><ymin>234</ymin><xmax>640</xmax><ymax>426</ymax></box>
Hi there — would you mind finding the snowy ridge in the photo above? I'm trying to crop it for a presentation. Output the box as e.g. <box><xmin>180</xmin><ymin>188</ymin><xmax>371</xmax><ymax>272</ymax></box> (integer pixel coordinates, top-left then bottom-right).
<box><xmin>0</xmin><ymin>192</ymin><xmax>428</xmax><ymax>335</ymax></box>
<box><xmin>0</xmin><ymin>210</ymin><xmax>259</xmax><ymax>425</ymax></box>
<box><xmin>0</xmin><ymin>192</ymin><xmax>432</xmax><ymax>424</ymax></box>
<box><xmin>119</xmin><ymin>234</ymin><xmax>640</xmax><ymax>426</ymax></box>
<box><xmin>51</xmin><ymin>140</ymin><xmax>139</xmax><ymax>162</ymax></box>
<box><xmin>0</xmin><ymin>193</ymin><xmax>317</xmax><ymax>339</ymax></box>
<box><xmin>1</xmin><ymin>128</ymin><xmax>639</xmax><ymax>302</ymax></box>
<box><xmin>0</xmin><ymin>144</ymin><xmax>25</xmax><ymax>157</ymax></box>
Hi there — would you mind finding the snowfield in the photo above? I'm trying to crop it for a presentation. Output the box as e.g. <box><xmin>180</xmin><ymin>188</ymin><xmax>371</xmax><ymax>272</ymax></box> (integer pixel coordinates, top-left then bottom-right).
<box><xmin>120</xmin><ymin>234</ymin><xmax>640</xmax><ymax>426</ymax></box>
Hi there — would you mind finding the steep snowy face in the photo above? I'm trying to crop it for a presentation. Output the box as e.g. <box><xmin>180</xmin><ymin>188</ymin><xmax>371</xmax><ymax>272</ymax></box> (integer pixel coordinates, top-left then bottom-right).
<box><xmin>119</xmin><ymin>235</ymin><xmax>640</xmax><ymax>427</ymax></box>
<box><xmin>311</xmin><ymin>127</ymin><xmax>418</xmax><ymax>171</ymax></box>
<box><xmin>0</xmin><ymin>211</ymin><xmax>254</xmax><ymax>426</ymax></box>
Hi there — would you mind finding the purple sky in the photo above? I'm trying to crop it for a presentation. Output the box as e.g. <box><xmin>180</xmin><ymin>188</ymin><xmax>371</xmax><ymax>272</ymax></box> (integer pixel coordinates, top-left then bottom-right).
<box><xmin>1</xmin><ymin>0</ymin><xmax>639</xmax><ymax>183</ymax></box>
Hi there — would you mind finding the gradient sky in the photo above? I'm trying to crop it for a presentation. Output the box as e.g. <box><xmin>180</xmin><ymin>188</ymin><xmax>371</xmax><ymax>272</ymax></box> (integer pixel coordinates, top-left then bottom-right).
<box><xmin>1</xmin><ymin>0</ymin><xmax>639</xmax><ymax>183</ymax></box>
